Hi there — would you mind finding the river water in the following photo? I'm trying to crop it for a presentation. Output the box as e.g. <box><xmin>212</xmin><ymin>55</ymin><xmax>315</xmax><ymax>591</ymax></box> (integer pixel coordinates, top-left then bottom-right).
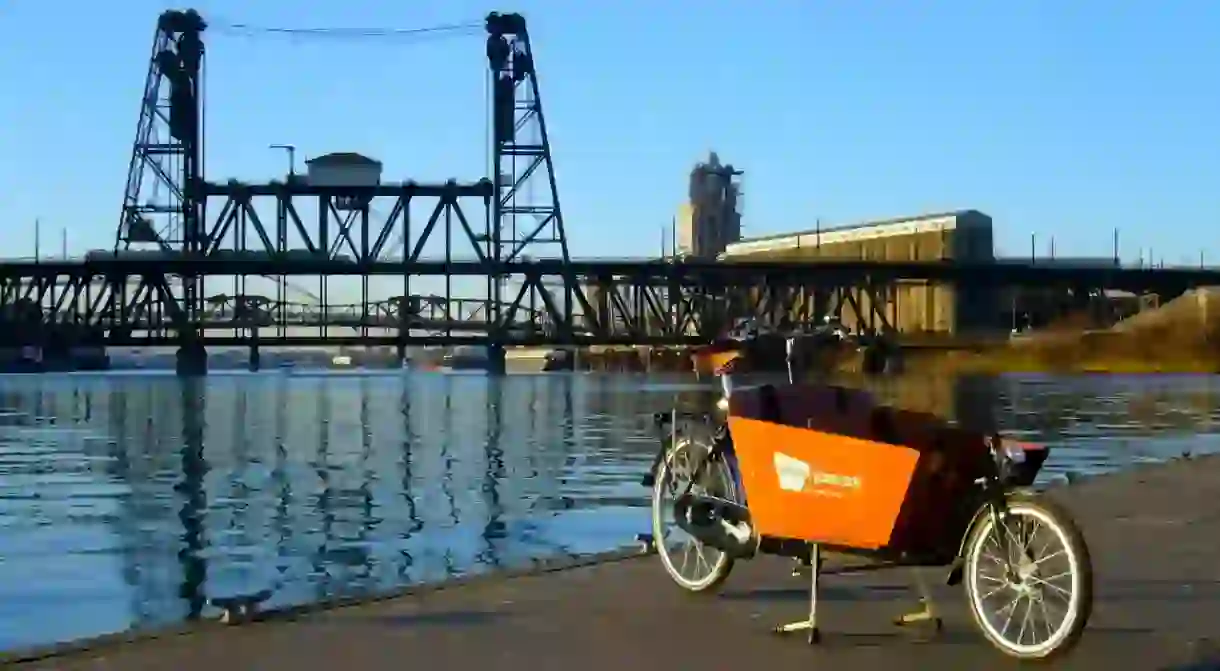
<box><xmin>1</xmin><ymin>371</ymin><xmax>1219</xmax><ymax>652</ymax></box>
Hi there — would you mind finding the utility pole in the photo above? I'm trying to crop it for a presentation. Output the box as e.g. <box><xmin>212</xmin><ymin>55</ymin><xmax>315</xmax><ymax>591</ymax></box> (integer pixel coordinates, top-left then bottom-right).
<box><xmin>269</xmin><ymin>143</ymin><xmax>298</xmax><ymax>179</ymax></box>
<box><xmin>34</xmin><ymin>218</ymin><xmax>41</xmax><ymax>263</ymax></box>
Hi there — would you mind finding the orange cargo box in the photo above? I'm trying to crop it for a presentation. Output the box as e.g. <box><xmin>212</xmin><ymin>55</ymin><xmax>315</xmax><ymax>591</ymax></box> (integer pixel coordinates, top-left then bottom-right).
<box><xmin>728</xmin><ymin>384</ymin><xmax>990</xmax><ymax>557</ymax></box>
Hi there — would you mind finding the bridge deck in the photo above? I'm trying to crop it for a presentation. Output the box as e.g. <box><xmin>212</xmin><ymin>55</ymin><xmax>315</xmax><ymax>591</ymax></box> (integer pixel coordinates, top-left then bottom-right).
<box><xmin>8</xmin><ymin>454</ymin><xmax>1220</xmax><ymax>670</ymax></box>
<box><xmin>3</xmin><ymin>256</ymin><xmax>1219</xmax><ymax>287</ymax></box>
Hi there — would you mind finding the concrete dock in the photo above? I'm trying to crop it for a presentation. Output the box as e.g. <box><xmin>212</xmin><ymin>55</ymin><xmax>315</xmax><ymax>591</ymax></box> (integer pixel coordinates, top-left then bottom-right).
<box><xmin>7</xmin><ymin>455</ymin><xmax>1220</xmax><ymax>670</ymax></box>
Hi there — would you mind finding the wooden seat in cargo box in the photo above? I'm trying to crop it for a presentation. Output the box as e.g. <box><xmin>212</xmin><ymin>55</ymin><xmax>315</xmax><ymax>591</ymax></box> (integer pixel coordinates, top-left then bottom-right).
<box><xmin>728</xmin><ymin>383</ymin><xmax>878</xmax><ymax>440</ymax></box>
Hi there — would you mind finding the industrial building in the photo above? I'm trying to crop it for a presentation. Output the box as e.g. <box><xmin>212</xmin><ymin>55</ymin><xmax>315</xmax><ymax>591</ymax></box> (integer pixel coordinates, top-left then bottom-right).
<box><xmin>583</xmin><ymin>152</ymin><xmax>743</xmax><ymax>334</ymax></box>
<box><xmin>675</xmin><ymin>152</ymin><xmax>743</xmax><ymax>259</ymax></box>
<box><xmin>720</xmin><ymin>210</ymin><xmax>997</xmax><ymax>335</ymax></box>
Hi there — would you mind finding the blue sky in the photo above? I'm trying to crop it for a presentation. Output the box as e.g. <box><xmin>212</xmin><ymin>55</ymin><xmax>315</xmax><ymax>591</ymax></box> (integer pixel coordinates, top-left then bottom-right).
<box><xmin>2</xmin><ymin>0</ymin><xmax>1218</xmax><ymax>269</ymax></box>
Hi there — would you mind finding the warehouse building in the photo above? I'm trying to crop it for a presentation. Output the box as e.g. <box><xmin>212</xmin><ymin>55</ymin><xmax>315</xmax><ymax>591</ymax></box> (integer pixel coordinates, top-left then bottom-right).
<box><xmin>719</xmin><ymin>210</ymin><xmax>997</xmax><ymax>335</ymax></box>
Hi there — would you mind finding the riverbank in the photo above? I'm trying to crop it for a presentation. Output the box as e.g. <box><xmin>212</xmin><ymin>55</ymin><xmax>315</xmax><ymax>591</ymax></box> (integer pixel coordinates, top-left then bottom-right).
<box><xmin>908</xmin><ymin>286</ymin><xmax>1220</xmax><ymax>374</ymax></box>
<box><xmin>903</xmin><ymin>330</ymin><xmax>1220</xmax><ymax>375</ymax></box>
<box><xmin>904</xmin><ymin>347</ymin><xmax>1220</xmax><ymax>375</ymax></box>
<box><xmin>8</xmin><ymin>453</ymin><xmax>1220</xmax><ymax>670</ymax></box>
<box><xmin>578</xmin><ymin>339</ymin><xmax>1220</xmax><ymax>376</ymax></box>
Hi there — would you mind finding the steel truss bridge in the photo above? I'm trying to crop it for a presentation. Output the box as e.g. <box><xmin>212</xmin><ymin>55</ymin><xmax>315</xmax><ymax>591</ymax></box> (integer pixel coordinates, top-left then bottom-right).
<box><xmin>4</xmin><ymin>256</ymin><xmax>1220</xmax><ymax>348</ymax></box>
<box><xmin>3</xmin><ymin>8</ymin><xmax>1219</xmax><ymax>366</ymax></box>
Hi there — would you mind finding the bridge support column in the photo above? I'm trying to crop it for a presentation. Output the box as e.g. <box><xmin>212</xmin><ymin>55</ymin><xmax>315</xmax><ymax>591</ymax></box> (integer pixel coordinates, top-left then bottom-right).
<box><xmin>176</xmin><ymin>340</ymin><xmax>208</xmax><ymax>377</ymax></box>
<box><xmin>486</xmin><ymin>343</ymin><xmax>507</xmax><ymax>375</ymax></box>
<box><xmin>396</xmin><ymin>342</ymin><xmax>407</xmax><ymax>367</ymax></box>
<box><xmin>248</xmin><ymin>327</ymin><xmax>261</xmax><ymax>372</ymax></box>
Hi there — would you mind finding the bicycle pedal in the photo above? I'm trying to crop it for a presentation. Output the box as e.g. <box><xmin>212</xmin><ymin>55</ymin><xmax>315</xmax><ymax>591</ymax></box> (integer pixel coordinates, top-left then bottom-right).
<box><xmin>893</xmin><ymin>609</ymin><xmax>940</xmax><ymax>624</ymax></box>
<box><xmin>893</xmin><ymin>613</ymin><xmax>943</xmax><ymax>640</ymax></box>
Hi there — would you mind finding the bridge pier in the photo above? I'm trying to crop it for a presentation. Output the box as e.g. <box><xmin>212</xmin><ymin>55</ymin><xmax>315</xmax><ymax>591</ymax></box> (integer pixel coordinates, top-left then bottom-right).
<box><xmin>175</xmin><ymin>340</ymin><xmax>208</xmax><ymax>377</ymax></box>
<box><xmin>247</xmin><ymin>327</ymin><xmax>262</xmax><ymax>371</ymax></box>
<box><xmin>486</xmin><ymin>343</ymin><xmax>507</xmax><ymax>375</ymax></box>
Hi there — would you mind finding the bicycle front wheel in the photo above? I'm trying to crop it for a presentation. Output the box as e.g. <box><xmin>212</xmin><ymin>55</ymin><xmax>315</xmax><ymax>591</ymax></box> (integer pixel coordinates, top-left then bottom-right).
<box><xmin>963</xmin><ymin>494</ymin><xmax>1093</xmax><ymax>661</ymax></box>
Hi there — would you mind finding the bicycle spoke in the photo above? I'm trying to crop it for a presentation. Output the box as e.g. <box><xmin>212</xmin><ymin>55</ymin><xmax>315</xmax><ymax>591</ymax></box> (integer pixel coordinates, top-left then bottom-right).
<box><xmin>997</xmin><ymin>595</ymin><xmax>1022</xmax><ymax>636</ymax></box>
<box><xmin>1017</xmin><ymin>596</ymin><xmax>1033</xmax><ymax>645</ymax></box>
<box><xmin>1031</xmin><ymin>550</ymin><xmax>1064</xmax><ymax>567</ymax></box>
<box><xmin>1029</xmin><ymin>574</ymin><xmax>1072</xmax><ymax>600</ymax></box>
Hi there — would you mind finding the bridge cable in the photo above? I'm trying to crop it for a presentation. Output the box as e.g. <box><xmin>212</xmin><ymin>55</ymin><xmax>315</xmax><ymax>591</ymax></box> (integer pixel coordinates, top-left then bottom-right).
<box><xmin>211</xmin><ymin>18</ymin><xmax>483</xmax><ymax>42</ymax></box>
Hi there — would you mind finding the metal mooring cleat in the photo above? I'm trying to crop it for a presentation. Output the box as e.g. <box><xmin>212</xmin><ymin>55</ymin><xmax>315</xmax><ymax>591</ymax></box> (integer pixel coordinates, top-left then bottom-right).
<box><xmin>211</xmin><ymin>589</ymin><xmax>273</xmax><ymax>625</ymax></box>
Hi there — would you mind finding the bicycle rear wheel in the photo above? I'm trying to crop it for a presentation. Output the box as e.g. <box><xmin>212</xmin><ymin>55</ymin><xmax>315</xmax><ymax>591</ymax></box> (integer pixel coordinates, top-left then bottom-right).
<box><xmin>651</xmin><ymin>430</ymin><xmax>737</xmax><ymax>593</ymax></box>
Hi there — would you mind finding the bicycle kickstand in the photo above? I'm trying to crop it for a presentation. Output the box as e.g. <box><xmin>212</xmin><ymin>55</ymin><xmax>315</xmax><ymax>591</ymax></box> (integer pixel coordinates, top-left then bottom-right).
<box><xmin>894</xmin><ymin>567</ymin><xmax>943</xmax><ymax>637</ymax></box>
<box><xmin>774</xmin><ymin>542</ymin><xmax>823</xmax><ymax>645</ymax></box>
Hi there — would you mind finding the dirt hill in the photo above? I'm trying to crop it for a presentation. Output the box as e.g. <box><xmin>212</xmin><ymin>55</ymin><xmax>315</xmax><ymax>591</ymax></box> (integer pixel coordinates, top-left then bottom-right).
<box><xmin>1111</xmin><ymin>286</ymin><xmax>1220</xmax><ymax>337</ymax></box>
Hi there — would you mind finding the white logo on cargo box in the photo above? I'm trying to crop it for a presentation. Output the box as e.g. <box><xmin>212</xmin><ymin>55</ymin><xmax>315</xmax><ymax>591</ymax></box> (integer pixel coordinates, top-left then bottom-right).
<box><xmin>773</xmin><ymin>452</ymin><xmax>861</xmax><ymax>493</ymax></box>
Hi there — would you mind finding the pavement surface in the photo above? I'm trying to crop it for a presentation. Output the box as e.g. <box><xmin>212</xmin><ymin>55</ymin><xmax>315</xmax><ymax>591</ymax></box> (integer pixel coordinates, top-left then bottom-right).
<box><xmin>7</xmin><ymin>455</ymin><xmax>1220</xmax><ymax>670</ymax></box>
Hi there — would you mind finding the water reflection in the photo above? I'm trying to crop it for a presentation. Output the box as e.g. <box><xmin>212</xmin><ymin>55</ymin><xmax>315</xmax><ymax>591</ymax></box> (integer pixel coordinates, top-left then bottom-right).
<box><xmin>0</xmin><ymin>372</ymin><xmax>668</xmax><ymax>651</ymax></box>
<box><xmin>1</xmin><ymin>371</ymin><xmax>1220</xmax><ymax>652</ymax></box>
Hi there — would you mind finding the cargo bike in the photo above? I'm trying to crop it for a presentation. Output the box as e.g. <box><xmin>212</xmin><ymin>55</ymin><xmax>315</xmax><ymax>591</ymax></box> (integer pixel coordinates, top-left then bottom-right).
<box><xmin>643</xmin><ymin>332</ymin><xmax>1093</xmax><ymax>661</ymax></box>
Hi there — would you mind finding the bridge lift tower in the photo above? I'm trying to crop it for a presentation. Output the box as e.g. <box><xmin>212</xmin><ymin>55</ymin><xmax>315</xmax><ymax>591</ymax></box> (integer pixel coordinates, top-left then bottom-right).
<box><xmin>114</xmin><ymin>8</ymin><xmax>571</xmax><ymax>374</ymax></box>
